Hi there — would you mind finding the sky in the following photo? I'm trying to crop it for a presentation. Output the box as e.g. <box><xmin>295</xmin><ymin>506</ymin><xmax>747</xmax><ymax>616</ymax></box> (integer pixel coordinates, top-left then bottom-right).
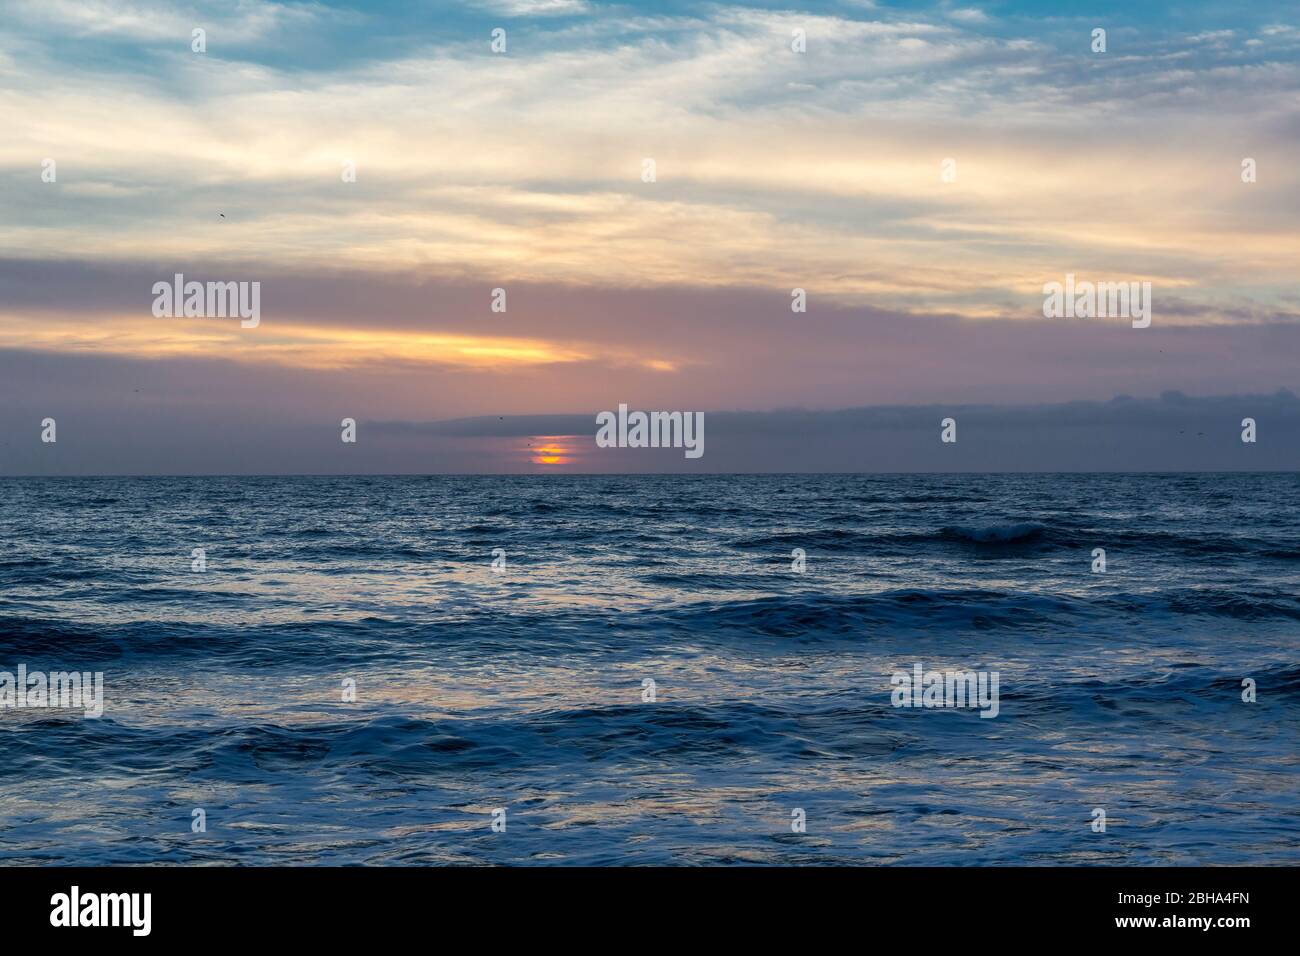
<box><xmin>1</xmin><ymin>0</ymin><xmax>1297</xmax><ymax>473</ymax></box>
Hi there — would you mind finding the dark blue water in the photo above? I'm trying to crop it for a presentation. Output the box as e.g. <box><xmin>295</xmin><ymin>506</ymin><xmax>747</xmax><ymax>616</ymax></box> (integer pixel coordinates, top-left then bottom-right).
<box><xmin>0</xmin><ymin>474</ymin><xmax>1297</xmax><ymax>865</ymax></box>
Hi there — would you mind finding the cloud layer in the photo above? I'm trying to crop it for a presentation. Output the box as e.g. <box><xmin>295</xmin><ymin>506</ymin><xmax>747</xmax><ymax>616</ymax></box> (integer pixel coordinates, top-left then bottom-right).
<box><xmin>1</xmin><ymin>2</ymin><xmax>1297</xmax><ymax>472</ymax></box>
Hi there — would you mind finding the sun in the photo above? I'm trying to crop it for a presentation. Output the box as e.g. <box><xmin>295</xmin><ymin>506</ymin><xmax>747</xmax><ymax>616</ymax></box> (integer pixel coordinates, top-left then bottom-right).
<box><xmin>528</xmin><ymin>435</ymin><xmax>576</xmax><ymax>466</ymax></box>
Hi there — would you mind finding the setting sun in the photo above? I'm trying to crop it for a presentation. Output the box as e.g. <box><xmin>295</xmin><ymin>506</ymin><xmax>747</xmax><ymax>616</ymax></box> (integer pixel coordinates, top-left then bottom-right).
<box><xmin>529</xmin><ymin>436</ymin><xmax>576</xmax><ymax>466</ymax></box>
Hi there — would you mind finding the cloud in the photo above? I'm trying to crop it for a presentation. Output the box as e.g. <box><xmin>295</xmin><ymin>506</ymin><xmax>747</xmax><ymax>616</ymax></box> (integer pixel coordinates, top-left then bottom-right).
<box><xmin>0</xmin><ymin>0</ymin><xmax>1296</xmax><ymax>474</ymax></box>
<box><xmin>4</xmin><ymin>372</ymin><xmax>1296</xmax><ymax>474</ymax></box>
<box><xmin>6</xmin><ymin>0</ymin><xmax>325</xmax><ymax>42</ymax></box>
<box><xmin>3</xmin><ymin>257</ymin><xmax>1300</xmax><ymax>444</ymax></box>
<box><xmin>470</xmin><ymin>0</ymin><xmax>590</xmax><ymax>15</ymax></box>
<box><xmin>2</xmin><ymin>1</ymin><xmax>1296</xmax><ymax>319</ymax></box>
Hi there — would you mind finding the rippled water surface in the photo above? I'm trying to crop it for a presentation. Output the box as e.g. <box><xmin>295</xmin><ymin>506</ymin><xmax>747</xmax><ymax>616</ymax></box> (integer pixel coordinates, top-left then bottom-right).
<box><xmin>0</xmin><ymin>474</ymin><xmax>1297</xmax><ymax>864</ymax></box>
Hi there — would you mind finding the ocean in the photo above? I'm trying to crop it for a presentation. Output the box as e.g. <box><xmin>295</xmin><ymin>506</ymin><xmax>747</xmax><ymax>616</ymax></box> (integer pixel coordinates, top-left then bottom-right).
<box><xmin>0</xmin><ymin>473</ymin><xmax>1296</xmax><ymax>865</ymax></box>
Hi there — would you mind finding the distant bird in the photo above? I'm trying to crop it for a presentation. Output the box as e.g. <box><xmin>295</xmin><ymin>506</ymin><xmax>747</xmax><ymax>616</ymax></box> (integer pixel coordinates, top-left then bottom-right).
<box><xmin>219</xmin><ymin>213</ymin><xmax>225</xmax><ymax>220</ymax></box>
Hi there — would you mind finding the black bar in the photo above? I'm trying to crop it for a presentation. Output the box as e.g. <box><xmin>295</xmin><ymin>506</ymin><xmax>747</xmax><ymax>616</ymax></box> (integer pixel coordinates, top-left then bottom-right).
<box><xmin>0</xmin><ymin>865</ymin><xmax>1283</xmax><ymax>941</ymax></box>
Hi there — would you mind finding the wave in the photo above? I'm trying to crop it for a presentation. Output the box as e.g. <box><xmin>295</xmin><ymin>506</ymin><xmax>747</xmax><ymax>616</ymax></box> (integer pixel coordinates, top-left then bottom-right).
<box><xmin>732</xmin><ymin>523</ymin><xmax>1055</xmax><ymax>552</ymax></box>
<box><xmin>647</xmin><ymin>589</ymin><xmax>1089</xmax><ymax>638</ymax></box>
<box><xmin>731</xmin><ymin>529</ymin><xmax>881</xmax><ymax>552</ymax></box>
<box><xmin>10</xmin><ymin>660</ymin><xmax>1294</xmax><ymax>783</ymax></box>
<box><xmin>1099</xmin><ymin>589</ymin><xmax>1300</xmax><ymax>622</ymax></box>
<box><xmin>939</xmin><ymin>522</ymin><xmax>1047</xmax><ymax>544</ymax></box>
<box><xmin>3</xmin><ymin>578</ymin><xmax>1298</xmax><ymax>664</ymax></box>
<box><xmin>0</xmin><ymin>701</ymin><xmax>902</xmax><ymax>782</ymax></box>
<box><xmin>731</xmin><ymin>522</ymin><xmax>1300</xmax><ymax>559</ymax></box>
